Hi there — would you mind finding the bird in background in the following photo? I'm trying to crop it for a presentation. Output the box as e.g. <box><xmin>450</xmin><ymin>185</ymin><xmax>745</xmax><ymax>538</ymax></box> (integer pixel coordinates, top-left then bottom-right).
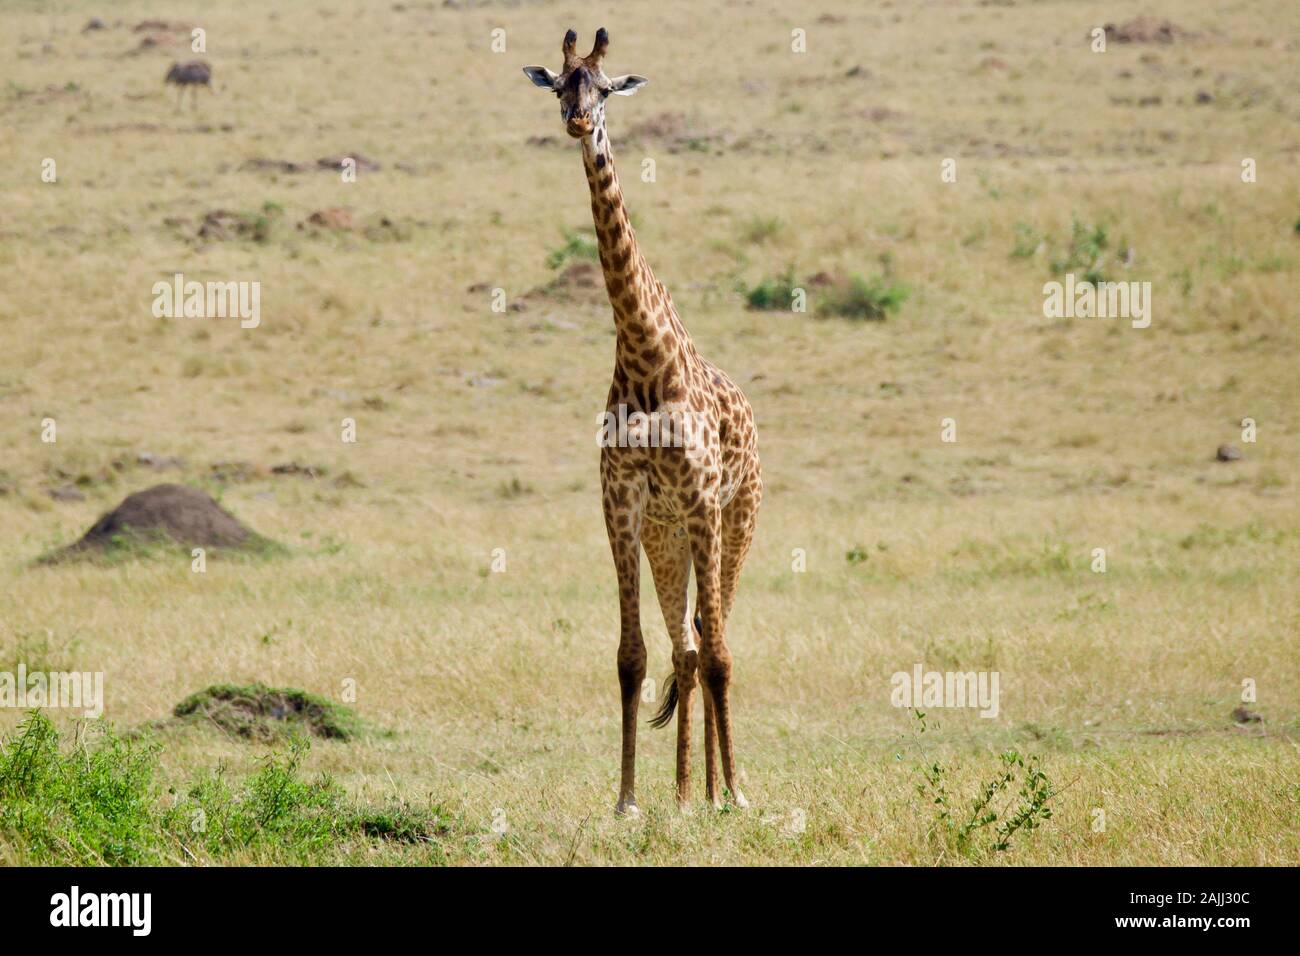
<box><xmin>165</xmin><ymin>60</ymin><xmax>213</xmax><ymax>110</ymax></box>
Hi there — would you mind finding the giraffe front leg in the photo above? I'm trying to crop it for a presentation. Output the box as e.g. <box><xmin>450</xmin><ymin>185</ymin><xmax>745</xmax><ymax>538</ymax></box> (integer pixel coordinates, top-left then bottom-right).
<box><xmin>613</xmin><ymin>544</ymin><xmax>645</xmax><ymax>817</ymax></box>
<box><xmin>689</xmin><ymin>502</ymin><xmax>747</xmax><ymax>809</ymax></box>
<box><xmin>604</xmin><ymin>469</ymin><xmax>646</xmax><ymax>817</ymax></box>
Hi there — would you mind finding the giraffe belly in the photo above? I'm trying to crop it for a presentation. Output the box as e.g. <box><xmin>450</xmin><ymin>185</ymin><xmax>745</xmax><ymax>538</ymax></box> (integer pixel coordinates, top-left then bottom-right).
<box><xmin>643</xmin><ymin>495</ymin><xmax>681</xmax><ymax>526</ymax></box>
<box><xmin>640</xmin><ymin>454</ymin><xmax>745</xmax><ymax>524</ymax></box>
<box><xmin>641</xmin><ymin>458</ymin><xmax>686</xmax><ymax>526</ymax></box>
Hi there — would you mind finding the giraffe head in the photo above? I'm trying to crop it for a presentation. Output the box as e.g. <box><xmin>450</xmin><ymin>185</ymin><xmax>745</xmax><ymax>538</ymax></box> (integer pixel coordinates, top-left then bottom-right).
<box><xmin>523</xmin><ymin>28</ymin><xmax>648</xmax><ymax>140</ymax></box>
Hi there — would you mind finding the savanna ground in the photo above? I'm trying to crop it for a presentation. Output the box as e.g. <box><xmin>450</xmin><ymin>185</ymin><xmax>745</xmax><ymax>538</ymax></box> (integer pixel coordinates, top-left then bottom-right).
<box><xmin>0</xmin><ymin>0</ymin><xmax>1297</xmax><ymax>865</ymax></box>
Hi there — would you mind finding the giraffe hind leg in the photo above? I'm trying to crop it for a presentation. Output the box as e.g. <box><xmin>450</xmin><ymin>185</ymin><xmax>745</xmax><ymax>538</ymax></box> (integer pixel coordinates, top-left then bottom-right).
<box><xmin>696</xmin><ymin>612</ymin><xmax>721</xmax><ymax>808</ymax></box>
<box><xmin>707</xmin><ymin>467</ymin><xmax>762</xmax><ymax>809</ymax></box>
<box><xmin>642</xmin><ymin>520</ymin><xmax>695</xmax><ymax>807</ymax></box>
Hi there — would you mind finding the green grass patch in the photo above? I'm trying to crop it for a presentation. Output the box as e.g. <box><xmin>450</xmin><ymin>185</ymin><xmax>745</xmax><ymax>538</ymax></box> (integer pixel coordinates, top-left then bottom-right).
<box><xmin>36</xmin><ymin>528</ymin><xmax>286</xmax><ymax>567</ymax></box>
<box><xmin>0</xmin><ymin>713</ymin><xmax>450</xmax><ymax>865</ymax></box>
<box><xmin>740</xmin><ymin>215</ymin><xmax>784</xmax><ymax>244</ymax></box>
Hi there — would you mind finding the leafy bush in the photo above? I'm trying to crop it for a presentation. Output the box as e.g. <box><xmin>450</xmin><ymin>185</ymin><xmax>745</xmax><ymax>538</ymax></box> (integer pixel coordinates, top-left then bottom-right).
<box><xmin>911</xmin><ymin>710</ymin><xmax>1055</xmax><ymax>859</ymax></box>
<box><xmin>1010</xmin><ymin>222</ymin><xmax>1044</xmax><ymax>259</ymax></box>
<box><xmin>1049</xmin><ymin>217</ymin><xmax>1110</xmax><ymax>284</ymax></box>
<box><xmin>817</xmin><ymin>274</ymin><xmax>909</xmax><ymax>320</ymax></box>
<box><xmin>740</xmin><ymin>216</ymin><xmax>783</xmax><ymax>244</ymax></box>
<box><xmin>546</xmin><ymin>229</ymin><xmax>598</xmax><ymax>269</ymax></box>
<box><xmin>0</xmin><ymin>712</ymin><xmax>160</xmax><ymax>865</ymax></box>
<box><xmin>741</xmin><ymin>268</ymin><xmax>799</xmax><ymax>310</ymax></box>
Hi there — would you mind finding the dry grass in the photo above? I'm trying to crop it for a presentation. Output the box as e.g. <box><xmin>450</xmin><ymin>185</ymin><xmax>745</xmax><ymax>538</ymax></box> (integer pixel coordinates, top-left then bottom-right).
<box><xmin>0</xmin><ymin>0</ymin><xmax>1297</xmax><ymax>864</ymax></box>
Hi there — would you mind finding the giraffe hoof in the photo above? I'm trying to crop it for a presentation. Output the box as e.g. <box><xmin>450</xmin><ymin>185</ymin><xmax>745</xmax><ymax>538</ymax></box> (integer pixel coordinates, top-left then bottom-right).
<box><xmin>614</xmin><ymin>799</ymin><xmax>640</xmax><ymax>818</ymax></box>
<box><xmin>730</xmin><ymin>790</ymin><xmax>749</xmax><ymax>810</ymax></box>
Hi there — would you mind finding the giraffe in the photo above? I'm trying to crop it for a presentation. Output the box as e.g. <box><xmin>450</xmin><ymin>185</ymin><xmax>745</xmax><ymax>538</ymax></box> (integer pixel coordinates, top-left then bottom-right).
<box><xmin>524</xmin><ymin>28</ymin><xmax>762</xmax><ymax>815</ymax></box>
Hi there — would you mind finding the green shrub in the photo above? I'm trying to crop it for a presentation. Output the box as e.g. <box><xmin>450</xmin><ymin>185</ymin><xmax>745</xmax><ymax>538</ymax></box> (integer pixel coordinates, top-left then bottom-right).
<box><xmin>911</xmin><ymin>711</ymin><xmax>1055</xmax><ymax>859</ymax></box>
<box><xmin>740</xmin><ymin>216</ymin><xmax>783</xmax><ymax>244</ymax></box>
<box><xmin>1010</xmin><ymin>222</ymin><xmax>1044</xmax><ymax>259</ymax></box>
<box><xmin>817</xmin><ymin>274</ymin><xmax>909</xmax><ymax>320</ymax></box>
<box><xmin>546</xmin><ymin>229</ymin><xmax>598</xmax><ymax>269</ymax></box>
<box><xmin>740</xmin><ymin>268</ymin><xmax>799</xmax><ymax>310</ymax></box>
<box><xmin>741</xmin><ymin>270</ymin><xmax>909</xmax><ymax>320</ymax></box>
<box><xmin>0</xmin><ymin>712</ymin><xmax>451</xmax><ymax>865</ymax></box>
<box><xmin>1049</xmin><ymin>217</ymin><xmax>1110</xmax><ymax>284</ymax></box>
<box><xmin>0</xmin><ymin>712</ymin><xmax>162</xmax><ymax>865</ymax></box>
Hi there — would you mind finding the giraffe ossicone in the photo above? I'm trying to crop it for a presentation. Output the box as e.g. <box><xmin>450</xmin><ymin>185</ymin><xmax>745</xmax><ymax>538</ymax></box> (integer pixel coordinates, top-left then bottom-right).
<box><xmin>524</xmin><ymin>28</ymin><xmax>762</xmax><ymax>814</ymax></box>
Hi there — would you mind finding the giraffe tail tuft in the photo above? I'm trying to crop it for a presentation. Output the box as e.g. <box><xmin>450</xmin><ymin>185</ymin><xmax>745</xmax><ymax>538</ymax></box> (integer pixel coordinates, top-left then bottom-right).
<box><xmin>648</xmin><ymin>614</ymin><xmax>703</xmax><ymax>729</ymax></box>
<box><xmin>648</xmin><ymin>673</ymin><xmax>678</xmax><ymax>729</ymax></box>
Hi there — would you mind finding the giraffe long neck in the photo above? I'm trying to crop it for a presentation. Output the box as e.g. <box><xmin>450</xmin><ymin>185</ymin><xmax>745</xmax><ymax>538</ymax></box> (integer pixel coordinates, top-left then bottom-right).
<box><xmin>581</xmin><ymin>128</ymin><xmax>688</xmax><ymax>384</ymax></box>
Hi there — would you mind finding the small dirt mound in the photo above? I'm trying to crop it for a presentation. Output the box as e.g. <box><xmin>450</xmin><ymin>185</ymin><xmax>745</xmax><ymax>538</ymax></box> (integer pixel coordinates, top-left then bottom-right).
<box><xmin>622</xmin><ymin>112</ymin><xmax>723</xmax><ymax>153</ymax></box>
<box><xmin>48</xmin><ymin>483</ymin><xmax>274</xmax><ymax>561</ymax></box>
<box><xmin>1103</xmin><ymin>17</ymin><xmax>1188</xmax><ymax>44</ymax></box>
<box><xmin>858</xmin><ymin>105</ymin><xmax>904</xmax><ymax>123</ymax></box>
<box><xmin>240</xmin><ymin>157</ymin><xmax>307</xmax><ymax>174</ymax></box>
<box><xmin>516</xmin><ymin>261</ymin><xmax>606</xmax><ymax>311</ymax></box>
<box><xmin>1232</xmin><ymin>705</ymin><xmax>1262</xmax><ymax>724</ymax></box>
<box><xmin>317</xmin><ymin>153</ymin><xmax>380</xmax><ymax>173</ymax></box>
<box><xmin>356</xmin><ymin>804</ymin><xmax>449</xmax><ymax>843</ymax></box>
<box><xmin>13</xmin><ymin>85</ymin><xmax>89</xmax><ymax>106</ymax></box>
<box><xmin>299</xmin><ymin>207</ymin><xmax>354</xmax><ymax>231</ymax></box>
<box><xmin>133</xmin><ymin>19</ymin><xmax>191</xmax><ymax>33</ymax></box>
<box><xmin>240</xmin><ymin>154</ymin><xmax>382</xmax><ymax>175</ymax></box>
<box><xmin>208</xmin><ymin>460</ymin><xmax>263</xmax><ymax>483</ymax></box>
<box><xmin>197</xmin><ymin>209</ymin><xmax>263</xmax><ymax>241</ymax></box>
<box><xmin>173</xmin><ymin>684</ymin><xmax>363</xmax><ymax>741</ymax></box>
<box><xmin>539</xmin><ymin>260</ymin><xmax>602</xmax><ymax>297</ymax></box>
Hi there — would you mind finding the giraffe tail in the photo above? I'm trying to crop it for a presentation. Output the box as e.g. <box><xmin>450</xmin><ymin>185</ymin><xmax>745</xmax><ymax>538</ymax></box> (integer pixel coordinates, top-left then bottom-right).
<box><xmin>648</xmin><ymin>614</ymin><xmax>704</xmax><ymax>729</ymax></box>
<box><xmin>648</xmin><ymin>673</ymin><xmax>678</xmax><ymax>729</ymax></box>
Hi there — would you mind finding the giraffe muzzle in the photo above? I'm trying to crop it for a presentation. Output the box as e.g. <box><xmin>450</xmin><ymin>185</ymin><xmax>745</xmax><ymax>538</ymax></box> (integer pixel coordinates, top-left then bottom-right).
<box><xmin>566</xmin><ymin>116</ymin><xmax>593</xmax><ymax>138</ymax></box>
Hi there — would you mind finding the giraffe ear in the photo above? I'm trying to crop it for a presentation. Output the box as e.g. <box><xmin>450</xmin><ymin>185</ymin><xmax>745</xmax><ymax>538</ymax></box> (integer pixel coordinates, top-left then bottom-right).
<box><xmin>523</xmin><ymin>66</ymin><xmax>560</xmax><ymax>90</ymax></box>
<box><xmin>606</xmin><ymin>74</ymin><xmax>648</xmax><ymax>96</ymax></box>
